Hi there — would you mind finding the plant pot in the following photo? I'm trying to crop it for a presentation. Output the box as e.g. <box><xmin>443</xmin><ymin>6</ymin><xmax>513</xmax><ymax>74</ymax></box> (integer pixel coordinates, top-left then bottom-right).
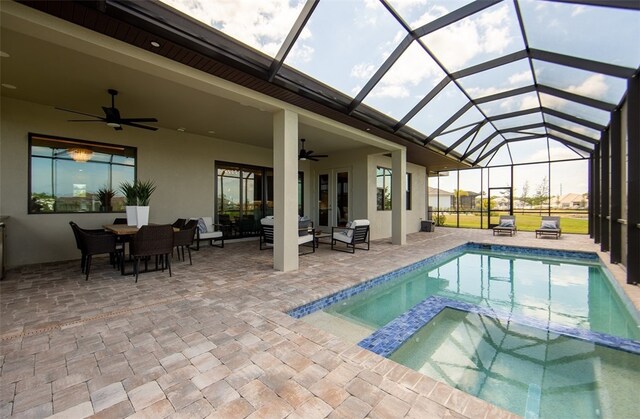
<box><xmin>136</xmin><ymin>206</ymin><xmax>150</xmax><ymax>228</ymax></box>
<box><xmin>126</xmin><ymin>206</ymin><xmax>137</xmax><ymax>226</ymax></box>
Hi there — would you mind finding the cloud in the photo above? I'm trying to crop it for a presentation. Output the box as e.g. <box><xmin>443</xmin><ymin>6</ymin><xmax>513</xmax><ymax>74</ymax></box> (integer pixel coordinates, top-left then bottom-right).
<box><xmin>351</xmin><ymin>63</ymin><xmax>377</xmax><ymax>80</ymax></box>
<box><xmin>159</xmin><ymin>0</ymin><xmax>305</xmax><ymax>57</ymax></box>
<box><xmin>566</xmin><ymin>74</ymin><xmax>609</xmax><ymax>100</ymax></box>
<box><xmin>508</xmin><ymin>71</ymin><xmax>531</xmax><ymax>85</ymax></box>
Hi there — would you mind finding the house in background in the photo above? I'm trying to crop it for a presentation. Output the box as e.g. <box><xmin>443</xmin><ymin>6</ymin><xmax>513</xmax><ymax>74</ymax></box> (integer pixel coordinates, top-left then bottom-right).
<box><xmin>556</xmin><ymin>193</ymin><xmax>588</xmax><ymax>209</ymax></box>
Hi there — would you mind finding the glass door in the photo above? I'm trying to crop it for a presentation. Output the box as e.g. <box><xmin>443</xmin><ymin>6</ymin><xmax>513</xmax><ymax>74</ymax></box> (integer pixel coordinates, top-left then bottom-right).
<box><xmin>318</xmin><ymin>169</ymin><xmax>350</xmax><ymax>230</ymax></box>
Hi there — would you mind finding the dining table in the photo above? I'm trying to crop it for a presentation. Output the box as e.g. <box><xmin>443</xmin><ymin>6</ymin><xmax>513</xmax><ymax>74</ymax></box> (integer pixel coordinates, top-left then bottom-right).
<box><xmin>102</xmin><ymin>224</ymin><xmax>179</xmax><ymax>275</ymax></box>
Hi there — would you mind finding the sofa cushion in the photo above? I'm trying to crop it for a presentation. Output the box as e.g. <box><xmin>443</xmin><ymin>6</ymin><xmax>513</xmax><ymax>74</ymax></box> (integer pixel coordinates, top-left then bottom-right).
<box><xmin>298</xmin><ymin>220</ymin><xmax>313</xmax><ymax>237</ymax></box>
<box><xmin>541</xmin><ymin>220</ymin><xmax>557</xmax><ymax>229</ymax></box>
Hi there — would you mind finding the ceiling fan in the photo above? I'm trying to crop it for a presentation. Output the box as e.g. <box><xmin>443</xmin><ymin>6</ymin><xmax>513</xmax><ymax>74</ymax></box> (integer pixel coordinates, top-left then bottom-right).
<box><xmin>298</xmin><ymin>138</ymin><xmax>328</xmax><ymax>161</ymax></box>
<box><xmin>56</xmin><ymin>89</ymin><xmax>158</xmax><ymax>131</ymax></box>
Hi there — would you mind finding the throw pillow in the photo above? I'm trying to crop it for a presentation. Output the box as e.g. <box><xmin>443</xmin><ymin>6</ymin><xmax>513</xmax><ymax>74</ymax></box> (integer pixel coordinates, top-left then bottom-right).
<box><xmin>541</xmin><ymin>220</ymin><xmax>557</xmax><ymax>229</ymax></box>
<box><xmin>499</xmin><ymin>220</ymin><xmax>514</xmax><ymax>227</ymax></box>
<box><xmin>298</xmin><ymin>220</ymin><xmax>312</xmax><ymax>237</ymax></box>
<box><xmin>344</xmin><ymin>221</ymin><xmax>354</xmax><ymax>238</ymax></box>
<box><xmin>197</xmin><ymin>218</ymin><xmax>208</xmax><ymax>233</ymax></box>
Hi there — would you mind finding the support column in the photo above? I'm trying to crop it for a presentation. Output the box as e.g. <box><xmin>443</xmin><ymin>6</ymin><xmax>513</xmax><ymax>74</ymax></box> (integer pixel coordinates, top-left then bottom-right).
<box><xmin>593</xmin><ymin>144</ymin><xmax>601</xmax><ymax>244</ymax></box>
<box><xmin>391</xmin><ymin>148</ymin><xmax>406</xmax><ymax>245</ymax></box>
<box><xmin>610</xmin><ymin>108</ymin><xmax>621</xmax><ymax>263</ymax></box>
<box><xmin>627</xmin><ymin>75</ymin><xmax>639</xmax><ymax>284</ymax></box>
<box><xmin>600</xmin><ymin>129</ymin><xmax>610</xmax><ymax>252</ymax></box>
<box><xmin>273</xmin><ymin>109</ymin><xmax>299</xmax><ymax>272</ymax></box>
<box><xmin>588</xmin><ymin>156</ymin><xmax>593</xmax><ymax>238</ymax></box>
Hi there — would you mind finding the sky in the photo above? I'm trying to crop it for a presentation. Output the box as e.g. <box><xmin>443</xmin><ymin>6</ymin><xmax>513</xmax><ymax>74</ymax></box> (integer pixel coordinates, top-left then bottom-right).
<box><xmin>158</xmin><ymin>0</ymin><xmax>639</xmax><ymax>179</ymax></box>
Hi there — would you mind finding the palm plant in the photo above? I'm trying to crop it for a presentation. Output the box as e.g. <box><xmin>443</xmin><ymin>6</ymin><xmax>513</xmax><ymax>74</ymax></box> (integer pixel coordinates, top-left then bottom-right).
<box><xmin>136</xmin><ymin>179</ymin><xmax>156</xmax><ymax>206</ymax></box>
<box><xmin>97</xmin><ymin>186</ymin><xmax>116</xmax><ymax>211</ymax></box>
<box><xmin>119</xmin><ymin>181</ymin><xmax>138</xmax><ymax>206</ymax></box>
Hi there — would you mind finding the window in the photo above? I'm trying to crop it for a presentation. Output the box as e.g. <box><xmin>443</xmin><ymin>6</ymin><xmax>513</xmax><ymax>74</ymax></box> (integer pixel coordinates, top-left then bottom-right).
<box><xmin>29</xmin><ymin>133</ymin><xmax>136</xmax><ymax>213</ymax></box>
<box><xmin>377</xmin><ymin>167</ymin><xmax>413</xmax><ymax>211</ymax></box>
<box><xmin>406</xmin><ymin>173</ymin><xmax>412</xmax><ymax>211</ymax></box>
<box><xmin>216</xmin><ymin>161</ymin><xmax>304</xmax><ymax>237</ymax></box>
<box><xmin>377</xmin><ymin>167</ymin><xmax>392</xmax><ymax>210</ymax></box>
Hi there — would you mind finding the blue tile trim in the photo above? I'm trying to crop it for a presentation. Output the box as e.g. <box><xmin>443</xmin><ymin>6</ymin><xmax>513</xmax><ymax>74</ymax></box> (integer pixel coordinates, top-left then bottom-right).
<box><xmin>357</xmin><ymin>296</ymin><xmax>640</xmax><ymax>357</ymax></box>
<box><xmin>287</xmin><ymin>242</ymin><xmax>600</xmax><ymax>319</ymax></box>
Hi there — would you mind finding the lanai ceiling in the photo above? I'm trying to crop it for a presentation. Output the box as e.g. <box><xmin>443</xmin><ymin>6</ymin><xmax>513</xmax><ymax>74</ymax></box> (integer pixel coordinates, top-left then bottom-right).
<box><xmin>10</xmin><ymin>0</ymin><xmax>640</xmax><ymax>169</ymax></box>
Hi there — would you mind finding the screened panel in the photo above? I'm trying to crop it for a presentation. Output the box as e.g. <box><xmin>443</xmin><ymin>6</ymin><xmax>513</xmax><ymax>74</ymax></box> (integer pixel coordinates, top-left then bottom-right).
<box><xmin>457</xmin><ymin>59</ymin><xmax>534</xmax><ymax>99</ymax></box>
<box><xmin>407</xmin><ymin>82</ymin><xmax>470</xmax><ymax>135</ymax></box>
<box><xmin>364</xmin><ymin>42</ymin><xmax>446</xmax><ymax>120</ymax></box>
<box><xmin>477</xmin><ymin>91</ymin><xmax>539</xmax><ymax>116</ymax></box>
<box><xmin>458</xmin><ymin>169</ymin><xmax>483</xmax><ymax>229</ymax></box>
<box><xmin>548</xmin><ymin>139</ymin><xmax>585</xmax><ymax>161</ymax></box>
<box><xmin>547</xmin><ymin>129</ymin><xmax>596</xmax><ymax>150</ymax></box>
<box><xmin>492</xmin><ymin>113</ymin><xmax>544</xmax><ymax>131</ymax></box>
<box><xmin>485</xmin><ymin>145</ymin><xmax>512</xmax><ymax>166</ymax></box>
<box><xmin>543</xmin><ymin>115</ymin><xmax>601</xmax><ymax>140</ymax></box>
<box><xmin>507</xmin><ymin>138</ymin><xmax>550</xmax><ymax>165</ymax></box>
<box><xmin>533</xmin><ymin>60</ymin><xmax>627</xmax><ymax>105</ymax></box>
<box><xmin>513</xmin><ymin>162</ymin><xmax>549</xmax><ymax>210</ymax></box>
<box><xmin>539</xmin><ymin>93</ymin><xmax>610</xmax><ymax>126</ymax></box>
<box><xmin>520</xmin><ymin>0</ymin><xmax>640</xmax><ymax>68</ymax></box>
<box><xmin>432</xmin><ymin>130</ymin><xmax>469</xmax><ymax>149</ymax></box>
<box><xmin>421</xmin><ymin>2</ymin><xmax>525</xmax><ymax>72</ymax></box>
<box><xmin>387</xmin><ymin>0</ymin><xmax>474</xmax><ymax>29</ymax></box>
<box><xmin>285</xmin><ymin>0</ymin><xmax>404</xmax><ymax>96</ymax></box>
<box><xmin>550</xmin><ymin>160</ymin><xmax>589</xmax><ymax>206</ymax></box>
<box><xmin>159</xmin><ymin>0</ymin><xmax>304</xmax><ymax>57</ymax></box>
<box><xmin>438</xmin><ymin>107</ymin><xmax>484</xmax><ymax>136</ymax></box>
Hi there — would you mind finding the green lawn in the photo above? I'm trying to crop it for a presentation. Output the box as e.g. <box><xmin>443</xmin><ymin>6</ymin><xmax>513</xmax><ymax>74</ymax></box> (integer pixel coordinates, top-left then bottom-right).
<box><xmin>439</xmin><ymin>212</ymin><xmax>588</xmax><ymax>234</ymax></box>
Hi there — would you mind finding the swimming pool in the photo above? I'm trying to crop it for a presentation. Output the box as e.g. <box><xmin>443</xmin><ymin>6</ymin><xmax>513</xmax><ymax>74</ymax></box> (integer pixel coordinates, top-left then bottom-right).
<box><xmin>289</xmin><ymin>243</ymin><xmax>640</xmax><ymax>418</ymax></box>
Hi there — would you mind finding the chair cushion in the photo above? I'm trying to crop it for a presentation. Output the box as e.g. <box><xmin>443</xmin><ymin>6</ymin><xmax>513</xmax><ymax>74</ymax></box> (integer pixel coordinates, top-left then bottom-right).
<box><xmin>199</xmin><ymin>231</ymin><xmax>223</xmax><ymax>239</ymax></box>
<box><xmin>333</xmin><ymin>231</ymin><xmax>351</xmax><ymax>244</ymax></box>
<box><xmin>260</xmin><ymin>216</ymin><xmax>274</xmax><ymax>226</ymax></box>
<box><xmin>297</xmin><ymin>234</ymin><xmax>313</xmax><ymax>245</ymax></box>
<box><xmin>541</xmin><ymin>220</ymin><xmax>557</xmax><ymax>229</ymax></box>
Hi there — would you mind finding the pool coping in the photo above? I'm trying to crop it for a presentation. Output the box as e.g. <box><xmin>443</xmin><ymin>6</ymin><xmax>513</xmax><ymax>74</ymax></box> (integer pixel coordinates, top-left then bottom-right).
<box><xmin>357</xmin><ymin>295</ymin><xmax>640</xmax><ymax>357</ymax></box>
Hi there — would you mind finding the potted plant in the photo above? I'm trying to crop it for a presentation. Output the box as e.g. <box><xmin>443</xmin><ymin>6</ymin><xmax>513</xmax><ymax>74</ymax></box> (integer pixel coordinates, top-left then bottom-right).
<box><xmin>119</xmin><ymin>180</ymin><xmax>139</xmax><ymax>226</ymax></box>
<box><xmin>134</xmin><ymin>179</ymin><xmax>156</xmax><ymax>228</ymax></box>
<box><xmin>97</xmin><ymin>186</ymin><xmax>115</xmax><ymax>212</ymax></box>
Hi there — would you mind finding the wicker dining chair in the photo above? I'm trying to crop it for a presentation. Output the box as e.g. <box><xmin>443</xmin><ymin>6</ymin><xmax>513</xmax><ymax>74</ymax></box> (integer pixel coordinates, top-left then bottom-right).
<box><xmin>130</xmin><ymin>224</ymin><xmax>174</xmax><ymax>282</ymax></box>
<box><xmin>174</xmin><ymin>219</ymin><xmax>197</xmax><ymax>265</ymax></box>
<box><xmin>75</xmin><ymin>227</ymin><xmax>121</xmax><ymax>280</ymax></box>
<box><xmin>69</xmin><ymin>221</ymin><xmax>117</xmax><ymax>274</ymax></box>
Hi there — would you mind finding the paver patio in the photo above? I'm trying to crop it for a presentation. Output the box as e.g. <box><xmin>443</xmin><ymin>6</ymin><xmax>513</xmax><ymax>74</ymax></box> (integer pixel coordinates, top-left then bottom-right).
<box><xmin>1</xmin><ymin>228</ymin><xmax>637</xmax><ymax>418</ymax></box>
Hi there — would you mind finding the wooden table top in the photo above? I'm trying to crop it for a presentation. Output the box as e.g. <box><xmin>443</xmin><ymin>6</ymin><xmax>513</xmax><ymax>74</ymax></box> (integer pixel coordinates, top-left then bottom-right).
<box><xmin>103</xmin><ymin>224</ymin><xmax>180</xmax><ymax>235</ymax></box>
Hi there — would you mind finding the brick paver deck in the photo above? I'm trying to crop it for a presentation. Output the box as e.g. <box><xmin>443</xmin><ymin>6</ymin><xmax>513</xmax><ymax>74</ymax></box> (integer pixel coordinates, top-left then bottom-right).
<box><xmin>1</xmin><ymin>228</ymin><xmax>637</xmax><ymax>418</ymax></box>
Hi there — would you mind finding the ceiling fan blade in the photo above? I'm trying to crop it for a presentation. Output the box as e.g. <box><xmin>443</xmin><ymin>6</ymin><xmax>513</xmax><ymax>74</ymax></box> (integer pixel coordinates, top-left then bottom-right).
<box><xmin>310</xmin><ymin>154</ymin><xmax>328</xmax><ymax>158</ymax></box>
<box><xmin>55</xmin><ymin>107</ymin><xmax>103</xmax><ymax>119</ymax></box>
<box><xmin>119</xmin><ymin>117</ymin><xmax>158</xmax><ymax>123</ymax></box>
<box><xmin>115</xmin><ymin>126</ymin><xmax>123</xmax><ymax>131</ymax></box>
<box><xmin>120</xmin><ymin>121</ymin><xmax>158</xmax><ymax>131</ymax></box>
<box><xmin>66</xmin><ymin>119</ymin><xmax>105</xmax><ymax>122</ymax></box>
<box><xmin>308</xmin><ymin>157</ymin><xmax>319</xmax><ymax>161</ymax></box>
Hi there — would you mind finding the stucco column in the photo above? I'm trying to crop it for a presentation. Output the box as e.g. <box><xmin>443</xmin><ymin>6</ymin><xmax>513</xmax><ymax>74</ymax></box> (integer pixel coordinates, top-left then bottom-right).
<box><xmin>391</xmin><ymin>148</ymin><xmax>406</xmax><ymax>245</ymax></box>
<box><xmin>273</xmin><ymin>109</ymin><xmax>299</xmax><ymax>271</ymax></box>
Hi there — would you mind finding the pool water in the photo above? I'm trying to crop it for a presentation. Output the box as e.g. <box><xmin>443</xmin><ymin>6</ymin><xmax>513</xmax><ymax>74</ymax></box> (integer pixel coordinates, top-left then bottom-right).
<box><xmin>390</xmin><ymin>308</ymin><xmax>640</xmax><ymax>419</ymax></box>
<box><xmin>325</xmin><ymin>250</ymin><xmax>640</xmax><ymax>340</ymax></box>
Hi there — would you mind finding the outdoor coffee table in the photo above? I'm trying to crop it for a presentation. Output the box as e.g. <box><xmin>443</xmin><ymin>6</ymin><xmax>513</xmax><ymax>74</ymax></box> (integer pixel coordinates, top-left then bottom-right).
<box><xmin>314</xmin><ymin>232</ymin><xmax>331</xmax><ymax>246</ymax></box>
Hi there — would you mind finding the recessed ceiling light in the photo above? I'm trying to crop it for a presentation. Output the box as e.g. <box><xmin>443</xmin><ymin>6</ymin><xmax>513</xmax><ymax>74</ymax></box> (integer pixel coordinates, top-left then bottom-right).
<box><xmin>150</xmin><ymin>41</ymin><xmax>160</xmax><ymax>48</ymax></box>
<box><xmin>0</xmin><ymin>51</ymin><xmax>9</xmax><ymax>58</ymax></box>
<box><xmin>208</xmin><ymin>130</ymin><xmax>216</xmax><ymax>134</ymax></box>
<box><xmin>365</xmin><ymin>128</ymin><xmax>371</xmax><ymax>131</ymax></box>
<box><xmin>1</xmin><ymin>83</ymin><xmax>17</xmax><ymax>89</ymax></box>
<box><xmin>177</xmin><ymin>127</ymin><xmax>186</xmax><ymax>132</ymax></box>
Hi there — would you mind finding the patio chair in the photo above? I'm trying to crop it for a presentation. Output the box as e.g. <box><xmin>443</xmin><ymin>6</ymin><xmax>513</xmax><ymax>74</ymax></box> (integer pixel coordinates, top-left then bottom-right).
<box><xmin>69</xmin><ymin>221</ymin><xmax>118</xmax><ymax>274</ymax></box>
<box><xmin>331</xmin><ymin>219</ymin><xmax>370</xmax><ymax>253</ymax></box>
<box><xmin>536</xmin><ymin>216</ymin><xmax>562</xmax><ymax>239</ymax></box>
<box><xmin>174</xmin><ymin>219</ymin><xmax>197</xmax><ymax>264</ymax></box>
<box><xmin>130</xmin><ymin>224</ymin><xmax>174</xmax><ymax>282</ymax></box>
<box><xmin>74</xmin><ymin>226</ymin><xmax>122</xmax><ymax>281</ymax></box>
<box><xmin>493</xmin><ymin>215</ymin><xmax>517</xmax><ymax>236</ymax></box>
<box><xmin>259</xmin><ymin>216</ymin><xmax>316</xmax><ymax>255</ymax></box>
<box><xmin>172</xmin><ymin>218</ymin><xmax>187</xmax><ymax>229</ymax></box>
<box><xmin>190</xmin><ymin>217</ymin><xmax>224</xmax><ymax>250</ymax></box>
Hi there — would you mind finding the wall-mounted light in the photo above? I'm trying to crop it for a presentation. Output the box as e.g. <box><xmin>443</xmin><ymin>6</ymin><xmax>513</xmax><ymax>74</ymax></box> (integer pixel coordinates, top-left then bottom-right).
<box><xmin>68</xmin><ymin>147</ymin><xmax>93</xmax><ymax>162</ymax></box>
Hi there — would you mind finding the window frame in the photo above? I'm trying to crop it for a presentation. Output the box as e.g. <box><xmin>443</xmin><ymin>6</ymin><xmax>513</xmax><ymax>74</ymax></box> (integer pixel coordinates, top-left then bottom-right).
<box><xmin>28</xmin><ymin>133</ymin><xmax>137</xmax><ymax>214</ymax></box>
<box><xmin>376</xmin><ymin>166</ymin><xmax>392</xmax><ymax>211</ymax></box>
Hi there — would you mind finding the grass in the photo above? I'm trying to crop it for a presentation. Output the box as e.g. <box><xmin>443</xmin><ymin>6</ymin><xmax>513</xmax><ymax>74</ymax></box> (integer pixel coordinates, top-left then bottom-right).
<box><xmin>439</xmin><ymin>212</ymin><xmax>588</xmax><ymax>234</ymax></box>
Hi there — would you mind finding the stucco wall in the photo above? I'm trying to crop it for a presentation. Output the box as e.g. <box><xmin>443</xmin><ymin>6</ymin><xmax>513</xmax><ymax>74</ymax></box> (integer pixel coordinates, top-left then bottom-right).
<box><xmin>0</xmin><ymin>97</ymin><xmax>273</xmax><ymax>267</ymax></box>
<box><xmin>367</xmin><ymin>154</ymin><xmax>426</xmax><ymax>240</ymax></box>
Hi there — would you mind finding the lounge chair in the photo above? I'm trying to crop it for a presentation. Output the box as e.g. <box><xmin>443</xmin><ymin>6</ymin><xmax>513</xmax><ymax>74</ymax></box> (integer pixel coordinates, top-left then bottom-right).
<box><xmin>493</xmin><ymin>215</ymin><xmax>516</xmax><ymax>236</ymax></box>
<box><xmin>331</xmin><ymin>219</ymin><xmax>370</xmax><ymax>253</ymax></box>
<box><xmin>536</xmin><ymin>216</ymin><xmax>561</xmax><ymax>239</ymax></box>
<box><xmin>259</xmin><ymin>216</ymin><xmax>316</xmax><ymax>255</ymax></box>
<box><xmin>190</xmin><ymin>217</ymin><xmax>224</xmax><ymax>250</ymax></box>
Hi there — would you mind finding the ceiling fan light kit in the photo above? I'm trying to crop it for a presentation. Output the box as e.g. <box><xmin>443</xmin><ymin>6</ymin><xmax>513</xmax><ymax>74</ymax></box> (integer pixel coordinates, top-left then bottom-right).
<box><xmin>56</xmin><ymin>89</ymin><xmax>158</xmax><ymax>131</ymax></box>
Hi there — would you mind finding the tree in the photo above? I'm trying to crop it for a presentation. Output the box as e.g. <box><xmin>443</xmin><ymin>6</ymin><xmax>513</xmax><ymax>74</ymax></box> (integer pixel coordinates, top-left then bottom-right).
<box><xmin>531</xmin><ymin>176</ymin><xmax>549</xmax><ymax>208</ymax></box>
<box><xmin>520</xmin><ymin>181</ymin><xmax>530</xmax><ymax>207</ymax></box>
